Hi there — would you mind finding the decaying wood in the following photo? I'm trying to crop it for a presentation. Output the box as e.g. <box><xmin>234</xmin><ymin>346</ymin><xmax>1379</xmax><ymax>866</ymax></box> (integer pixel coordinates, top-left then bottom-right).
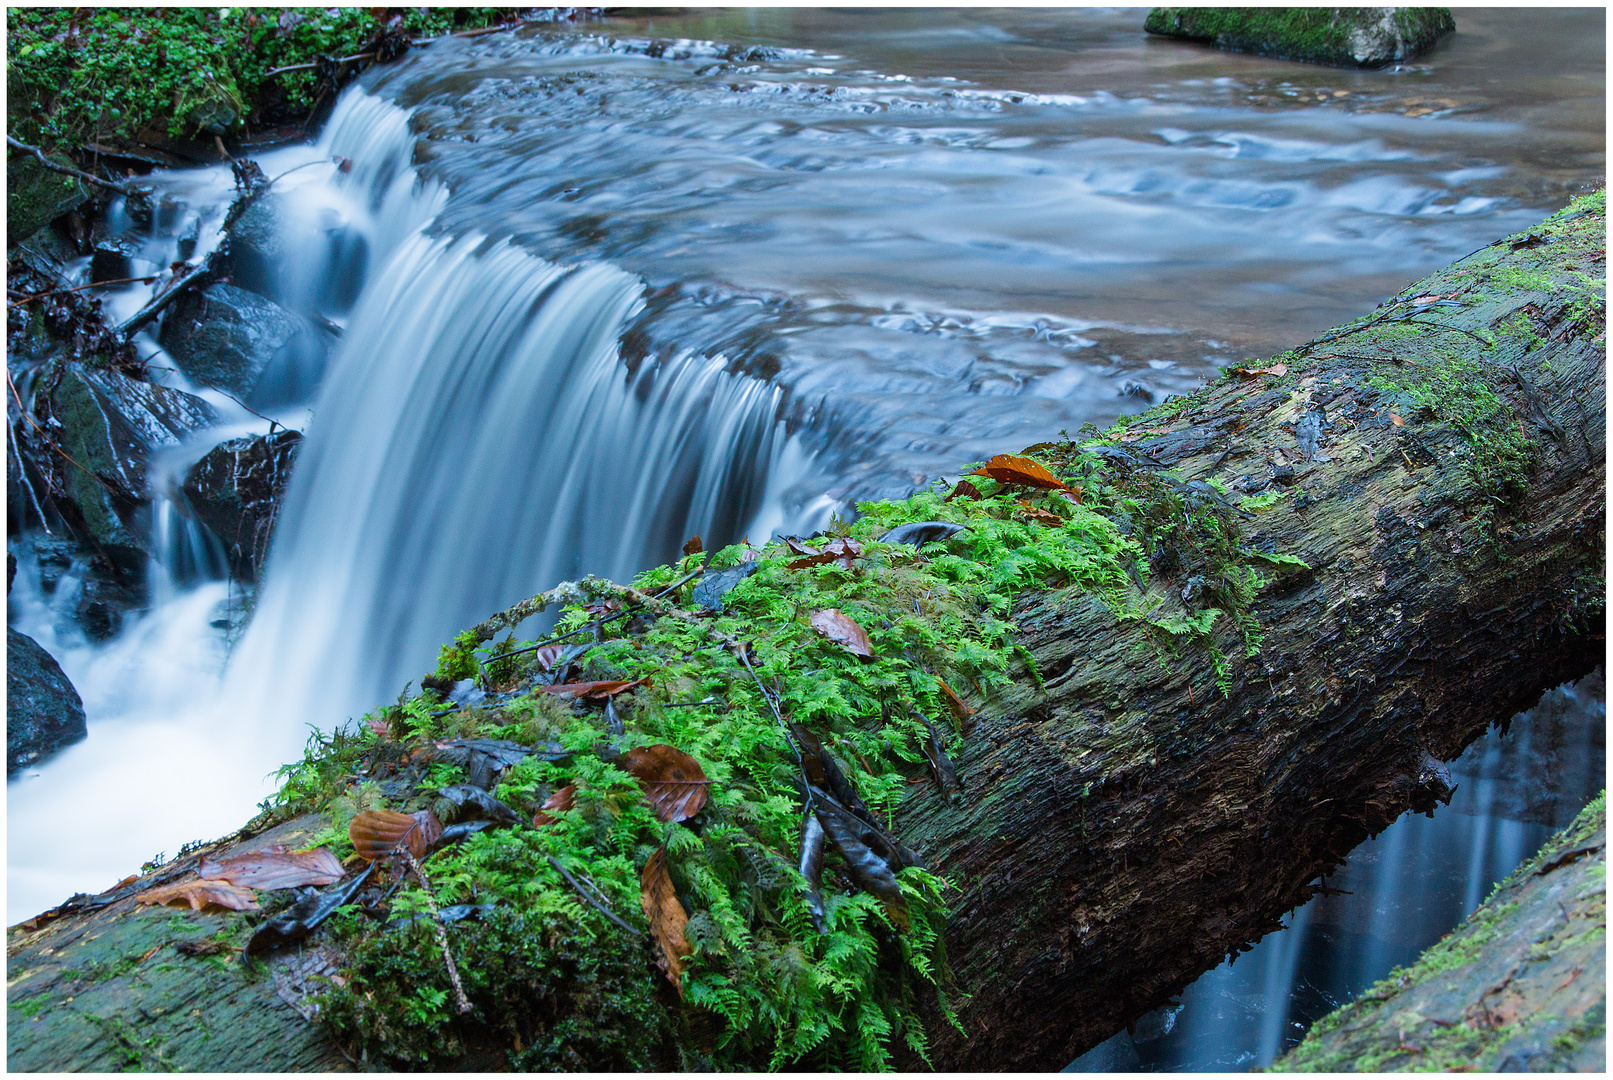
<box><xmin>6</xmin><ymin>200</ymin><xmax>1604</xmax><ymax>1071</ymax></box>
<box><xmin>894</xmin><ymin>200</ymin><xmax>1606</xmax><ymax>1068</ymax></box>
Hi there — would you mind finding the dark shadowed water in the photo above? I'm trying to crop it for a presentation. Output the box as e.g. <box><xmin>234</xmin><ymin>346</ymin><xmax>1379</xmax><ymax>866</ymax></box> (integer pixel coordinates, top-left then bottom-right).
<box><xmin>1066</xmin><ymin>670</ymin><xmax>1606</xmax><ymax>1072</ymax></box>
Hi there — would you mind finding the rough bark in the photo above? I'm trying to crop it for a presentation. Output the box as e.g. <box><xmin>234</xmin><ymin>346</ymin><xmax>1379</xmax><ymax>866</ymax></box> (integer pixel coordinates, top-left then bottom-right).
<box><xmin>1271</xmin><ymin>794</ymin><xmax>1605</xmax><ymax>1072</ymax></box>
<box><xmin>896</xmin><ymin>195</ymin><xmax>1606</xmax><ymax>1069</ymax></box>
<box><xmin>6</xmin><ymin>197</ymin><xmax>1605</xmax><ymax>1071</ymax></box>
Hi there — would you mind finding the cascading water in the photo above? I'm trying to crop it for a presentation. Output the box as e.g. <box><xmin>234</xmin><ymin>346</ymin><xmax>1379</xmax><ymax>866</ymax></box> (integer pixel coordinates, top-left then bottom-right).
<box><xmin>7</xmin><ymin>86</ymin><xmax>823</xmax><ymax>923</ymax></box>
<box><xmin>228</xmin><ymin>231</ymin><xmax>817</xmax><ymax>754</ymax></box>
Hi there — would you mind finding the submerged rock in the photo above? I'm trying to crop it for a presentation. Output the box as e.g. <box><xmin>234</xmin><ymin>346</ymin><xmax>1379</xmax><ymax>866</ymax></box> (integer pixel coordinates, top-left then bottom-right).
<box><xmin>182</xmin><ymin>428</ymin><xmax>303</xmax><ymax>580</ymax></box>
<box><xmin>157</xmin><ymin>283</ymin><xmax>328</xmax><ymax>405</ymax></box>
<box><xmin>7</xmin><ymin>628</ymin><xmax>88</xmax><ymax>776</ymax></box>
<box><xmin>1144</xmin><ymin>8</ymin><xmax>1456</xmax><ymax>69</ymax></box>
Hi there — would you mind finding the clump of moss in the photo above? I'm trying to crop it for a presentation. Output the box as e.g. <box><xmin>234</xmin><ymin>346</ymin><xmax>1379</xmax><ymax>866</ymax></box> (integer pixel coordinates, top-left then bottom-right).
<box><xmin>6</xmin><ymin>8</ymin><xmax>523</xmax><ymax>149</ymax></box>
<box><xmin>264</xmin><ymin>437</ymin><xmax>1298</xmax><ymax>1070</ymax></box>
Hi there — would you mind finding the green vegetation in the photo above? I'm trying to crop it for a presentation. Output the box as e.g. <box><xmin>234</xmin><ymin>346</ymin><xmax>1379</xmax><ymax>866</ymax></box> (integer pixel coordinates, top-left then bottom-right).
<box><xmin>1143</xmin><ymin>8</ymin><xmax>1455</xmax><ymax>68</ymax></box>
<box><xmin>262</xmin><ymin>439</ymin><xmax>1296</xmax><ymax>1069</ymax></box>
<box><xmin>6</xmin><ymin>8</ymin><xmax>519</xmax><ymax>148</ymax></box>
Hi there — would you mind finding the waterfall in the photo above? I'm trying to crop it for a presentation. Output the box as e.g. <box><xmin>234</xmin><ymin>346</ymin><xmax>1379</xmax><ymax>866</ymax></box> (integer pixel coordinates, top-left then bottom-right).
<box><xmin>7</xmin><ymin>85</ymin><xmax>825</xmax><ymax>923</ymax></box>
<box><xmin>228</xmin><ymin>229</ymin><xmax>811</xmax><ymax>753</ymax></box>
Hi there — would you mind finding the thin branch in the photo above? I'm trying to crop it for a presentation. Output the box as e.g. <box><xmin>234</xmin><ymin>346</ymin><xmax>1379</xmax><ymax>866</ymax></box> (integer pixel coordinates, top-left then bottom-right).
<box><xmin>397</xmin><ymin>846</ymin><xmax>472</xmax><ymax>1014</ymax></box>
<box><xmin>115</xmin><ymin>259</ymin><xmax>214</xmax><ymax>337</ymax></box>
<box><xmin>9</xmin><ymin>276</ymin><xmax>157</xmax><ymax>309</ymax></box>
<box><xmin>6</xmin><ymin>135</ymin><xmax>135</xmax><ymax>196</ymax></box>
<box><xmin>547</xmin><ymin>855</ymin><xmax>646</xmax><ymax>938</ymax></box>
<box><xmin>262</xmin><ymin>51</ymin><xmax>376</xmax><ymax>78</ymax></box>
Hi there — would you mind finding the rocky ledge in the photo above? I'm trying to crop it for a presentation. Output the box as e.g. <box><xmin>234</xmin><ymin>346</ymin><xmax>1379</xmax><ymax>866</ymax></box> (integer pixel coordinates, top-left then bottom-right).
<box><xmin>1145</xmin><ymin>8</ymin><xmax>1456</xmax><ymax>69</ymax></box>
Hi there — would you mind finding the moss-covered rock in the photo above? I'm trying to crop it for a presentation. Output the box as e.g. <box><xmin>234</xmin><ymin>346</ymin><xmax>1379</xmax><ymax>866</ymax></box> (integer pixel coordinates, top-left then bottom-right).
<box><xmin>1272</xmin><ymin>792</ymin><xmax>1606</xmax><ymax>1071</ymax></box>
<box><xmin>6</xmin><ymin>149</ymin><xmax>92</xmax><ymax>244</ymax></box>
<box><xmin>1145</xmin><ymin>8</ymin><xmax>1456</xmax><ymax>69</ymax></box>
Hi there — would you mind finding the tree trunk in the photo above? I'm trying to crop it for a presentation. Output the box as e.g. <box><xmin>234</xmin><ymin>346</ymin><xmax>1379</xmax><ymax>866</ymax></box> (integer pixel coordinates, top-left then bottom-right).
<box><xmin>898</xmin><ymin>193</ymin><xmax>1606</xmax><ymax>1069</ymax></box>
<box><xmin>7</xmin><ymin>195</ymin><xmax>1605</xmax><ymax>1071</ymax></box>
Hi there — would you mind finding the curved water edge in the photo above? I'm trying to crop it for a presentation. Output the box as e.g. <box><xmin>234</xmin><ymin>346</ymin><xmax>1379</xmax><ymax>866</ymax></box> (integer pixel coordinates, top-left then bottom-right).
<box><xmin>7</xmin><ymin>9</ymin><xmax>1605</xmax><ymax>935</ymax></box>
<box><xmin>1066</xmin><ymin>670</ymin><xmax>1607</xmax><ymax>1073</ymax></box>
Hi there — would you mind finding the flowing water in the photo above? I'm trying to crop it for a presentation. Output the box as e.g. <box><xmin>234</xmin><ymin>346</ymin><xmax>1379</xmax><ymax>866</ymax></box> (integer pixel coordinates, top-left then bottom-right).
<box><xmin>7</xmin><ymin>7</ymin><xmax>1604</xmax><ymax>987</ymax></box>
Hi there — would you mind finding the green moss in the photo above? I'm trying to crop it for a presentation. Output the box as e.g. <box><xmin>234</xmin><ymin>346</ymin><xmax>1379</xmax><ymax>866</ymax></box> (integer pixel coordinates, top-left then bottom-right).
<box><xmin>1144</xmin><ymin>7</ymin><xmax>1455</xmax><ymax>68</ymax></box>
<box><xmin>6</xmin><ymin>8</ymin><xmax>519</xmax><ymax>147</ymax></box>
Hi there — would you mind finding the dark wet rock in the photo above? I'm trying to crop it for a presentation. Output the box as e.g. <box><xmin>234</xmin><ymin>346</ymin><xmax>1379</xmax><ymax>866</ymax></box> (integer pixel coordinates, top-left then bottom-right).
<box><xmin>157</xmin><ymin>283</ymin><xmax>327</xmax><ymax>404</ymax></box>
<box><xmin>121</xmin><ymin>184</ymin><xmax>157</xmax><ymax>231</ymax></box>
<box><xmin>1144</xmin><ymin>8</ymin><xmax>1456</xmax><ymax>69</ymax></box>
<box><xmin>7</xmin><ymin>628</ymin><xmax>87</xmax><ymax>776</ymax></box>
<box><xmin>223</xmin><ymin>193</ymin><xmax>292</xmax><ymax>303</ymax></box>
<box><xmin>89</xmin><ymin>232</ymin><xmax>143</xmax><ymax>284</ymax></box>
<box><xmin>12</xmin><ymin>223</ymin><xmax>84</xmax><ymax>279</ymax></box>
<box><xmin>182</xmin><ymin>428</ymin><xmax>303</xmax><ymax>580</ymax></box>
<box><xmin>7</xmin><ymin>149</ymin><xmax>93</xmax><ymax>243</ymax></box>
<box><xmin>692</xmin><ymin>562</ymin><xmax>760</xmax><ymax>611</ymax></box>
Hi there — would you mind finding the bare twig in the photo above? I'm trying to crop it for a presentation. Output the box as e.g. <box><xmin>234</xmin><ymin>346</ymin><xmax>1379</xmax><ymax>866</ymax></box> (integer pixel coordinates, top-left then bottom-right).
<box><xmin>115</xmin><ymin>259</ymin><xmax>214</xmax><ymax>337</ymax></box>
<box><xmin>262</xmin><ymin>51</ymin><xmax>376</xmax><ymax>78</ymax></box>
<box><xmin>6</xmin><ymin>134</ymin><xmax>134</xmax><ymax>196</ymax></box>
<box><xmin>9</xmin><ymin>275</ymin><xmax>156</xmax><ymax>309</ymax></box>
<box><xmin>546</xmin><ymin>855</ymin><xmax>645</xmax><ymax>938</ymax></box>
<box><xmin>397</xmin><ymin>846</ymin><xmax>472</xmax><ymax>1014</ymax></box>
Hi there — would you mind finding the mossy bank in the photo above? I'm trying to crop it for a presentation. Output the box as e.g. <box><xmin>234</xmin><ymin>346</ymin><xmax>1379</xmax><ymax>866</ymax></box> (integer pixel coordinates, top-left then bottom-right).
<box><xmin>1145</xmin><ymin>7</ymin><xmax>1456</xmax><ymax>69</ymax></box>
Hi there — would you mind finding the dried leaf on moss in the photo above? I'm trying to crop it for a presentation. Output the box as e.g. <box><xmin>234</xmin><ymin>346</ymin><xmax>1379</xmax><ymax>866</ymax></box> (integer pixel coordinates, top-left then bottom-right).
<box><xmin>350</xmin><ymin>809</ymin><xmax>438</xmax><ymax>862</ymax></box>
<box><xmin>785</xmin><ymin>536</ymin><xmax>864</xmax><ymax>570</ymax></box>
<box><xmin>620</xmin><ymin>744</ymin><xmax>710</xmax><ymax>823</ymax></box>
<box><xmin>812</xmin><ymin>792</ymin><xmax>909</xmax><ymax>930</ymax></box>
<box><xmin>135</xmin><ymin>878</ymin><xmax>260</xmax><ymax>913</ymax></box>
<box><xmin>531</xmin><ymin>783</ymin><xmax>576</xmax><ymax>827</ymax></box>
<box><xmin>438</xmin><ymin>785</ymin><xmax>521</xmax><ymax>825</ymax></box>
<box><xmin>971</xmin><ymin>453</ymin><xmax>1066</xmax><ymax>489</ymax></box>
<box><xmin>640</xmin><ymin>847</ymin><xmax>691</xmax><ymax>995</ymax></box>
<box><xmin>810</xmin><ymin>608</ymin><xmax>873</xmax><ymax>658</ymax></box>
<box><xmin>199</xmin><ymin>846</ymin><xmax>344</xmax><ymax>890</ymax></box>
<box><xmin>538</xmin><ymin>677</ymin><xmax>651</xmax><ymax>699</ymax></box>
<box><xmin>936</xmin><ymin>677</ymin><xmax>973</xmax><ymax>726</ymax></box>
<box><xmin>944</xmin><ymin>479</ymin><xmax>984</xmax><ymax>502</ymax></box>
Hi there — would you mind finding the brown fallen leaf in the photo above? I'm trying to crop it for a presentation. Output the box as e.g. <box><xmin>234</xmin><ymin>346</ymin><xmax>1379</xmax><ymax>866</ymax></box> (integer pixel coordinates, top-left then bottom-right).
<box><xmin>1230</xmin><ymin>362</ymin><xmax>1287</xmax><ymax>378</ymax></box>
<box><xmin>810</xmin><ymin>608</ymin><xmax>874</xmax><ymax>658</ymax></box>
<box><xmin>970</xmin><ymin>453</ymin><xmax>1066</xmax><ymax>490</ymax></box>
<box><xmin>199</xmin><ymin>846</ymin><xmax>344</xmax><ymax>890</ymax></box>
<box><xmin>620</xmin><ymin>745</ymin><xmax>710</xmax><ymax>823</ymax></box>
<box><xmin>531</xmin><ymin>783</ymin><xmax>576</xmax><ymax>827</ymax></box>
<box><xmin>937</xmin><ymin>678</ymin><xmax>973</xmax><ymax>726</ymax></box>
<box><xmin>366</xmin><ymin>714</ymin><xmax>392</xmax><ymax>739</ymax></box>
<box><xmin>640</xmin><ymin>847</ymin><xmax>692</xmax><ymax>996</ymax></box>
<box><xmin>538</xmin><ymin>677</ymin><xmax>651</xmax><ymax>699</ymax></box>
<box><xmin>1016</xmin><ymin>500</ymin><xmax>1064</xmax><ymax>527</ymax></box>
<box><xmin>1389</xmin><ymin>412</ymin><xmax>1404</xmax><ymax>426</ymax></box>
<box><xmin>785</xmin><ymin>537</ymin><xmax>864</xmax><ymax>571</ymax></box>
<box><xmin>944</xmin><ymin>479</ymin><xmax>984</xmax><ymax>502</ymax></box>
<box><xmin>682</xmin><ymin>535</ymin><xmax>703</xmax><ymax>556</ymax></box>
<box><xmin>1057</xmin><ymin>487</ymin><xmax>1084</xmax><ymax>506</ymax></box>
<box><xmin>350</xmin><ymin>809</ymin><xmax>439</xmax><ymax>862</ymax></box>
<box><xmin>532</xmin><ymin>644</ymin><xmax>566</xmax><ymax>671</ymax></box>
<box><xmin>136</xmin><ymin>879</ymin><xmax>260</xmax><ymax>913</ymax></box>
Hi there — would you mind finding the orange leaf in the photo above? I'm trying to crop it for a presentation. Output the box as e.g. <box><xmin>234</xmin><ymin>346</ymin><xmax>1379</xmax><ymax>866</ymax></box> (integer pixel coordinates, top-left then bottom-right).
<box><xmin>538</xmin><ymin>677</ymin><xmax>651</xmax><ymax>699</ymax></box>
<box><xmin>640</xmin><ymin>847</ymin><xmax>691</xmax><ymax>997</ymax></box>
<box><xmin>349</xmin><ymin>809</ymin><xmax>440</xmax><ymax>862</ymax></box>
<box><xmin>531</xmin><ymin>783</ymin><xmax>576</xmax><ymax>828</ymax></box>
<box><xmin>199</xmin><ymin>846</ymin><xmax>344</xmax><ymax>890</ymax></box>
<box><xmin>970</xmin><ymin>453</ymin><xmax>1066</xmax><ymax>490</ymax></box>
<box><xmin>1057</xmin><ymin>487</ymin><xmax>1083</xmax><ymax>505</ymax></box>
<box><xmin>135</xmin><ymin>879</ymin><xmax>260</xmax><ymax>913</ymax></box>
<box><xmin>1389</xmin><ymin>412</ymin><xmax>1404</xmax><ymax>426</ymax></box>
<box><xmin>810</xmin><ymin>608</ymin><xmax>874</xmax><ymax>658</ymax></box>
<box><xmin>620</xmin><ymin>745</ymin><xmax>711</xmax><ymax>823</ymax></box>
<box><xmin>937</xmin><ymin>678</ymin><xmax>973</xmax><ymax>725</ymax></box>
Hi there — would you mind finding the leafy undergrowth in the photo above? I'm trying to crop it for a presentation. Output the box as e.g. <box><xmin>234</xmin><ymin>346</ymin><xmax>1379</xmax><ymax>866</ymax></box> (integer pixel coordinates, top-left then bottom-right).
<box><xmin>6</xmin><ymin>8</ymin><xmax>527</xmax><ymax>148</ymax></box>
<box><xmin>260</xmin><ymin>443</ymin><xmax>1296</xmax><ymax>1070</ymax></box>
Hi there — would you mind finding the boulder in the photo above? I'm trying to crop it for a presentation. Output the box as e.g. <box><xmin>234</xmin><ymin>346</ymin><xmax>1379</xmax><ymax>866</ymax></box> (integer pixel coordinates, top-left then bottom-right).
<box><xmin>1144</xmin><ymin>8</ymin><xmax>1456</xmax><ymax>69</ymax></box>
<box><xmin>6</xmin><ymin>148</ymin><xmax>93</xmax><ymax>244</ymax></box>
<box><xmin>6</xmin><ymin>628</ymin><xmax>87</xmax><ymax>776</ymax></box>
<box><xmin>15</xmin><ymin>364</ymin><xmax>217</xmax><ymax>637</ymax></box>
<box><xmin>157</xmin><ymin>283</ymin><xmax>328</xmax><ymax>405</ymax></box>
<box><xmin>182</xmin><ymin>428</ymin><xmax>303</xmax><ymax>580</ymax></box>
<box><xmin>223</xmin><ymin>193</ymin><xmax>293</xmax><ymax>303</ymax></box>
<box><xmin>89</xmin><ymin>232</ymin><xmax>143</xmax><ymax>284</ymax></box>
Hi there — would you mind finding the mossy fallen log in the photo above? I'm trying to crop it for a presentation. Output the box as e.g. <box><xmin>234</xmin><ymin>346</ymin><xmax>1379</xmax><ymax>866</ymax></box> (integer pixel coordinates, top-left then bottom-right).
<box><xmin>1272</xmin><ymin>792</ymin><xmax>1606</xmax><ymax>1072</ymax></box>
<box><xmin>6</xmin><ymin>190</ymin><xmax>1605</xmax><ymax>1071</ymax></box>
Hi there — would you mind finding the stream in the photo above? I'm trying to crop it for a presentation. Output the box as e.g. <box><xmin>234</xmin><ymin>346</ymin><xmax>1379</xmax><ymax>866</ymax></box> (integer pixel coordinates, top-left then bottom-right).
<box><xmin>7</xmin><ymin>7</ymin><xmax>1605</xmax><ymax>1051</ymax></box>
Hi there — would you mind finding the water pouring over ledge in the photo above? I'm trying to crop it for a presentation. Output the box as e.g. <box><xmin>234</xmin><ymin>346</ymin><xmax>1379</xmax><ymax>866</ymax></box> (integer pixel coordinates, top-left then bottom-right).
<box><xmin>8</xmin><ymin>10</ymin><xmax>1603</xmax><ymax>930</ymax></box>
